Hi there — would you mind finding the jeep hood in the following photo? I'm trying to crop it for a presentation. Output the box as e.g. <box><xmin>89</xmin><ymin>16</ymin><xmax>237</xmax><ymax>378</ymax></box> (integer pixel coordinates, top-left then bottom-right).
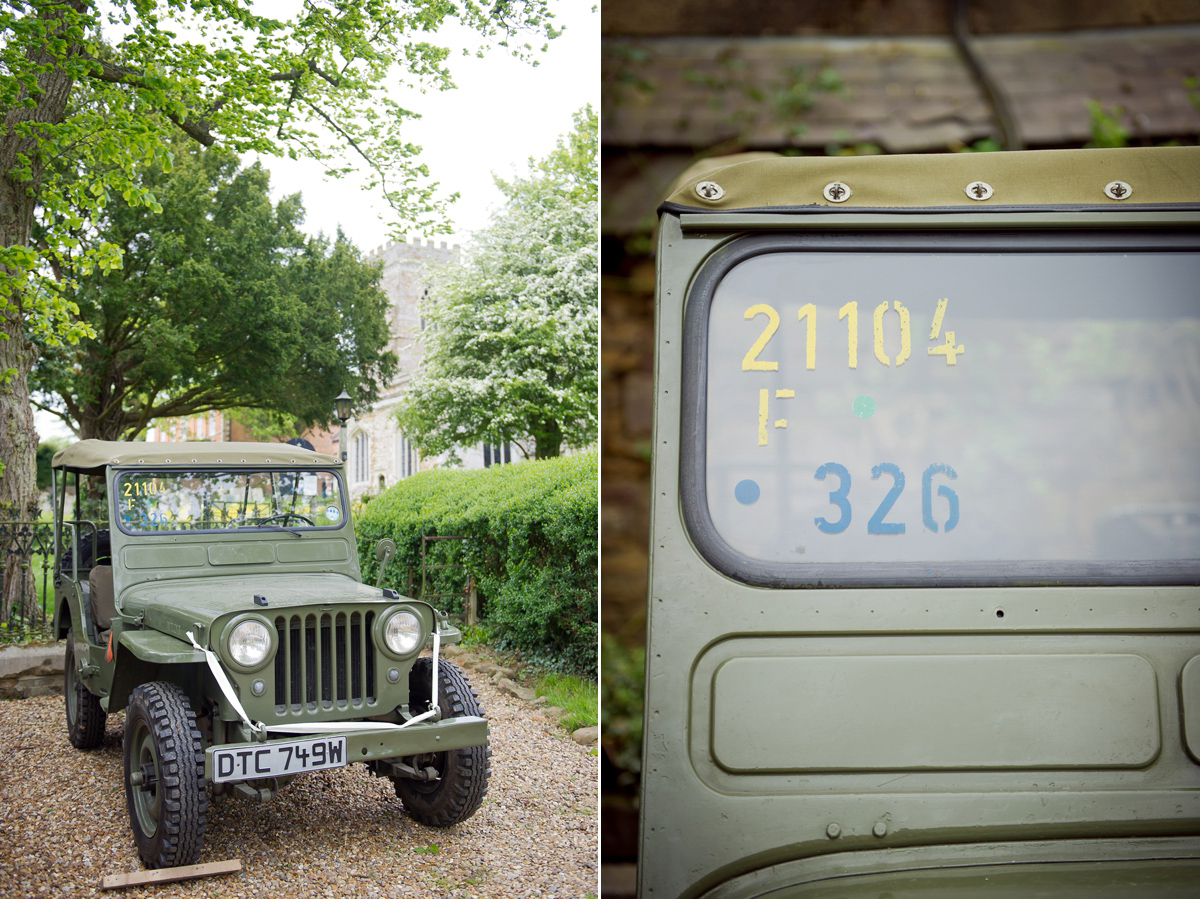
<box><xmin>120</xmin><ymin>573</ymin><xmax>401</xmax><ymax>648</ymax></box>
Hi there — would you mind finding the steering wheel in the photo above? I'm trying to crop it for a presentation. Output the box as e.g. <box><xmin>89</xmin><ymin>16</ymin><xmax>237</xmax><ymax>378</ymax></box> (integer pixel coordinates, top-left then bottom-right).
<box><xmin>256</xmin><ymin>513</ymin><xmax>315</xmax><ymax>527</ymax></box>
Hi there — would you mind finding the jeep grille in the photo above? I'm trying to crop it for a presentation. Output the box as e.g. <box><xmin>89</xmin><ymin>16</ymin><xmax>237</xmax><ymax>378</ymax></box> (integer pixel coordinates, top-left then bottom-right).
<box><xmin>273</xmin><ymin>611</ymin><xmax>376</xmax><ymax>714</ymax></box>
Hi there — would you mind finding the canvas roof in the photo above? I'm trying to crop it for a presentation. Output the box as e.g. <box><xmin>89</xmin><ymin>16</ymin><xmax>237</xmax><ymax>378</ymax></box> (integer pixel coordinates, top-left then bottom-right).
<box><xmin>52</xmin><ymin>440</ymin><xmax>340</xmax><ymax>475</ymax></box>
<box><xmin>660</xmin><ymin>145</ymin><xmax>1200</xmax><ymax>211</ymax></box>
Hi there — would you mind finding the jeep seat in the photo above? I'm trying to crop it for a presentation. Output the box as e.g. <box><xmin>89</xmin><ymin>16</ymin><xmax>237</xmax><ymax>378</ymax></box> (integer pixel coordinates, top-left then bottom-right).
<box><xmin>88</xmin><ymin>565</ymin><xmax>116</xmax><ymax>631</ymax></box>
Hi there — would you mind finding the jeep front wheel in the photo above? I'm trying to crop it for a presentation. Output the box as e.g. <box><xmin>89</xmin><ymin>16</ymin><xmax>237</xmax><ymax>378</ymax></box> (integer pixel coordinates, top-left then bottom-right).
<box><xmin>123</xmin><ymin>681</ymin><xmax>208</xmax><ymax>868</ymax></box>
<box><xmin>64</xmin><ymin>628</ymin><xmax>106</xmax><ymax>749</ymax></box>
<box><xmin>391</xmin><ymin>658</ymin><xmax>491</xmax><ymax>826</ymax></box>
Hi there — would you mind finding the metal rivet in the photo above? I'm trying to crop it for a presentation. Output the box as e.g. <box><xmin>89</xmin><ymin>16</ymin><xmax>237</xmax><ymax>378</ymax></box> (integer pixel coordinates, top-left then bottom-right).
<box><xmin>873</xmin><ymin>822</ymin><xmax>888</xmax><ymax>837</ymax></box>
<box><xmin>965</xmin><ymin>181</ymin><xmax>994</xmax><ymax>201</ymax></box>
<box><xmin>826</xmin><ymin>823</ymin><xmax>841</xmax><ymax>839</ymax></box>
<box><xmin>1105</xmin><ymin>180</ymin><xmax>1132</xmax><ymax>200</ymax></box>
<box><xmin>823</xmin><ymin>181</ymin><xmax>852</xmax><ymax>203</ymax></box>
<box><xmin>695</xmin><ymin>181</ymin><xmax>724</xmax><ymax>201</ymax></box>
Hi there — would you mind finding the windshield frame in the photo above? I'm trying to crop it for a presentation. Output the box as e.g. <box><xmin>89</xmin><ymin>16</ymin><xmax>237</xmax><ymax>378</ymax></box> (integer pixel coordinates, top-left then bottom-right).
<box><xmin>111</xmin><ymin>466</ymin><xmax>350</xmax><ymax>537</ymax></box>
<box><xmin>679</xmin><ymin>227</ymin><xmax>1200</xmax><ymax>588</ymax></box>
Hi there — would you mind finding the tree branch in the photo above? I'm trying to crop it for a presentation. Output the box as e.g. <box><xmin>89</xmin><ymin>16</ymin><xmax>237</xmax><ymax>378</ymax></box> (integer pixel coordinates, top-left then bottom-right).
<box><xmin>85</xmin><ymin>57</ymin><xmax>329</xmax><ymax>149</ymax></box>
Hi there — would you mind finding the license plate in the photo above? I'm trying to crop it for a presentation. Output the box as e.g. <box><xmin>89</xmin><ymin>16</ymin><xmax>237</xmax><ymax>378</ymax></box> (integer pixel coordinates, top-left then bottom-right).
<box><xmin>212</xmin><ymin>736</ymin><xmax>348</xmax><ymax>783</ymax></box>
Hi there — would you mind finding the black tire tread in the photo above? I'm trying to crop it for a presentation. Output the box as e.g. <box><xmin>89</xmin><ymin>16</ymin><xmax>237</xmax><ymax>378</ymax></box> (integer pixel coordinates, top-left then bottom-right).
<box><xmin>123</xmin><ymin>681</ymin><xmax>208</xmax><ymax>868</ymax></box>
<box><xmin>392</xmin><ymin>658</ymin><xmax>491</xmax><ymax>827</ymax></box>
<box><xmin>64</xmin><ymin>629</ymin><xmax>106</xmax><ymax>749</ymax></box>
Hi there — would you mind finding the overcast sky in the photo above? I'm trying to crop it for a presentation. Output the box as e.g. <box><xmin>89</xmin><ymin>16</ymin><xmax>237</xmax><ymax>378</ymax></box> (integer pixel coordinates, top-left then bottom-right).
<box><xmin>258</xmin><ymin>1</ymin><xmax>599</xmax><ymax>253</ymax></box>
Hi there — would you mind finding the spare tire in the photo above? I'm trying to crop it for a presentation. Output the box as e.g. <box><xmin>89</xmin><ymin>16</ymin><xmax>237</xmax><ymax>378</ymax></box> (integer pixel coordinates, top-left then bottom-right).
<box><xmin>60</xmin><ymin>529</ymin><xmax>111</xmax><ymax>572</ymax></box>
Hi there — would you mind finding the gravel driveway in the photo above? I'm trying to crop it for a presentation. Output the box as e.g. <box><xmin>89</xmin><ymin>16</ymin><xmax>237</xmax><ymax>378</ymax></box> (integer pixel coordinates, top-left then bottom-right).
<box><xmin>0</xmin><ymin>659</ymin><xmax>597</xmax><ymax>899</ymax></box>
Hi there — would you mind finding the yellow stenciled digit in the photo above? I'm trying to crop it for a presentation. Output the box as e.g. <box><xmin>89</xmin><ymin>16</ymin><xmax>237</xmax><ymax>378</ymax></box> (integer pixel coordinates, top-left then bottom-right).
<box><xmin>742</xmin><ymin>304</ymin><xmax>780</xmax><ymax>371</ymax></box>
<box><xmin>873</xmin><ymin>301</ymin><xmax>911</xmax><ymax>367</ymax></box>
<box><xmin>928</xmin><ymin>297</ymin><xmax>965</xmax><ymax>364</ymax></box>
<box><xmin>797</xmin><ymin>303</ymin><xmax>816</xmax><ymax>370</ymax></box>
<box><xmin>839</xmin><ymin>301</ymin><xmax>858</xmax><ymax>368</ymax></box>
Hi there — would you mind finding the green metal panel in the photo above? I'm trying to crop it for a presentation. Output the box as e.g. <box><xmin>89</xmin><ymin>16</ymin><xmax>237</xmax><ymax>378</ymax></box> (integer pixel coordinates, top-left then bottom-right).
<box><xmin>640</xmin><ymin>148</ymin><xmax>1200</xmax><ymax>899</ymax></box>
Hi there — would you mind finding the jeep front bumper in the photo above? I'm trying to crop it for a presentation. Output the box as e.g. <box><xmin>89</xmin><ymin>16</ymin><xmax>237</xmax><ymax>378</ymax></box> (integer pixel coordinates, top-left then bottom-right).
<box><xmin>204</xmin><ymin>715</ymin><xmax>488</xmax><ymax>783</ymax></box>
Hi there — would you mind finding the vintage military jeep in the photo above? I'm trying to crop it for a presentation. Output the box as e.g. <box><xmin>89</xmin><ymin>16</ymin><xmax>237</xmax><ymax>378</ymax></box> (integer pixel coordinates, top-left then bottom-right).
<box><xmin>51</xmin><ymin>439</ymin><xmax>489</xmax><ymax>868</ymax></box>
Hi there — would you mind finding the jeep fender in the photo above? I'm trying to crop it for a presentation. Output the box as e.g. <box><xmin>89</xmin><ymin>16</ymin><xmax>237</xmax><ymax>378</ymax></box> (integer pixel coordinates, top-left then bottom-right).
<box><xmin>109</xmin><ymin>630</ymin><xmax>207</xmax><ymax>714</ymax></box>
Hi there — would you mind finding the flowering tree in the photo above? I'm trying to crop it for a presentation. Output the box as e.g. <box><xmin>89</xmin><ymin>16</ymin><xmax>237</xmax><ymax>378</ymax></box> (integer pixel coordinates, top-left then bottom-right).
<box><xmin>396</xmin><ymin>106</ymin><xmax>597</xmax><ymax>460</ymax></box>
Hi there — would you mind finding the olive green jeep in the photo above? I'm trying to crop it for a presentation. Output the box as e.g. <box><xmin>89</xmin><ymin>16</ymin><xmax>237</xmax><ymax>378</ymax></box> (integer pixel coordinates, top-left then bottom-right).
<box><xmin>51</xmin><ymin>439</ymin><xmax>489</xmax><ymax>869</ymax></box>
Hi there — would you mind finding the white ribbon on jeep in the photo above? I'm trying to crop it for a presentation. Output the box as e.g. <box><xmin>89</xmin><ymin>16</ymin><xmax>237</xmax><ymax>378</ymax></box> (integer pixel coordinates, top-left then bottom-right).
<box><xmin>188</xmin><ymin>629</ymin><xmax>443</xmax><ymax>737</ymax></box>
<box><xmin>186</xmin><ymin>630</ymin><xmax>266</xmax><ymax>738</ymax></box>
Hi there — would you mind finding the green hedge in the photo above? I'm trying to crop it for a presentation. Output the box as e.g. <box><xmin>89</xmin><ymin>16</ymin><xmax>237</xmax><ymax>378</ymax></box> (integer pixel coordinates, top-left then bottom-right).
<box><xmin>356</xmin><ymin>452</ymin><xmax>597</xmax><ymax>677</ymax></box>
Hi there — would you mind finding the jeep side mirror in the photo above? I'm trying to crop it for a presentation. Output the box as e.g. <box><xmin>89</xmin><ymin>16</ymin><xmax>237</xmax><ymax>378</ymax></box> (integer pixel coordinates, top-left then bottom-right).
<box><xmin>374</xmin><ymin>538</ymin><xmax>396</xmax><ymax>589</ymax></box>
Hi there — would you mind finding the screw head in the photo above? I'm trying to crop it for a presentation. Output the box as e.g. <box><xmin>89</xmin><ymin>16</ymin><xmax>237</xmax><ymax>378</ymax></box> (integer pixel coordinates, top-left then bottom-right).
<box><xmin>873</xmin><ymin>821</ymin><xmax>888</xmax><ymax>837</ymax></box>
<box><xmin>695</xmin><ymin>181</ymin><xmax>725</xmax><ymax>201</ymax></box>
<box><xmin>826</xmin><ymin>823</ymin><xmax>842</xmax><ymax>839</ymax></box>
<box><xmin>1105</xmin><ymin>180</ymin><xmax>1132</xmax><ymax>200</ymax></box>
<box><xmin>823</xmin><ymin>181</ymin><xmax>852</xmax><ymax>203</ymax></box>
<box><xmin>965</xmin><ymin>181</ymin><xmax>994</xmax><ymax>201</ymax></box>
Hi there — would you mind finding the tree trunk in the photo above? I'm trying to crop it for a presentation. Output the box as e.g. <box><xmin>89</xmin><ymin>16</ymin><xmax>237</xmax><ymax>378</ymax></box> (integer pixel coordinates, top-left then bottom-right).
<box><xmin>0</xmin><ymin>316</ymin><xmax>40</xmax><ymax>624</ymax></box>
<box><xmin>0</xmin><ymin>2</ymin><xmax>84</xmax><ymax>621</ymax></box>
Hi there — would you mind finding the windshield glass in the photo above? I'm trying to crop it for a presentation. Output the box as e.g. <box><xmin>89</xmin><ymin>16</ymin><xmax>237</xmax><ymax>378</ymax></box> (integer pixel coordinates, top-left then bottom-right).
<box><xmin>115</xmin><ymin>469</ymin><xmax>345</xmax><ymax>534</ymax></box>
<box><xmin>692</xmin><ymin>242</ymin><xmax>1200</xmax><ymax>583</ymax></box>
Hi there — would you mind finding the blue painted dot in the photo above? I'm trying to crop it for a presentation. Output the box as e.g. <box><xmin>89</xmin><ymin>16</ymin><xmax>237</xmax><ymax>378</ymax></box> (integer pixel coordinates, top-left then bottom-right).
<box><xmin>734</xmin><ymin>479</ymin><xmax>761</xmax><ymax>505</ymax></box>
<box><xmin>853</xmin><ymin>395</ymin><xmax>876</xmax><ymax>418</ymax></box>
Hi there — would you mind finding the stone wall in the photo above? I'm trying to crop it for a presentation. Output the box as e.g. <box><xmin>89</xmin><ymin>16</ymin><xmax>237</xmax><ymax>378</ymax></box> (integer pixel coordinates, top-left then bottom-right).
<box><xmin>0</xmin><ymin>643</ymin><xmax>64</xmax><ymax>699</ymax></box>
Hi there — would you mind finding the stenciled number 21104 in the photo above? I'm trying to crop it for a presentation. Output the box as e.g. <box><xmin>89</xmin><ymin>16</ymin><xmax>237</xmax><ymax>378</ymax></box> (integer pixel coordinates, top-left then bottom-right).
<box><xmin>815</xmin><ymin>463</ymin><xmax>959</xmax><ymax>534</ymax></box>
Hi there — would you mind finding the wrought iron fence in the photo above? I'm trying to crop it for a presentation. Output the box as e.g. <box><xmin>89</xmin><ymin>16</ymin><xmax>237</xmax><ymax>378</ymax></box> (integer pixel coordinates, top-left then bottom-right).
<box><xmin>0</xmin><ymin>514</ymin><xmax>56</xmax><ymax>643</ymax></box>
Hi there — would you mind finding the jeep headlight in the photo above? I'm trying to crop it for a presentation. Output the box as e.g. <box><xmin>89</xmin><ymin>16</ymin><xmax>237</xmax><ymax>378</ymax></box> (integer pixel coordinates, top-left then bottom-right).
<box><xmin>383</xmin><ymin>609</ymin><xmax>422</xmax><ymax>656</ymax></box>
<box><xmin>227</xmin><ymin>618</ymin><xmax>272</xmax><ymax>669</ymax></box>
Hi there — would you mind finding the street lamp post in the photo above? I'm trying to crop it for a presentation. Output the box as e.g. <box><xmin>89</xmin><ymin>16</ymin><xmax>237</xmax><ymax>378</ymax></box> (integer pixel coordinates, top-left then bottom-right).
<box><xmin>334</xmin><ymin>388</ymin><xmax>352</xmax><ymax>463</ymax></box>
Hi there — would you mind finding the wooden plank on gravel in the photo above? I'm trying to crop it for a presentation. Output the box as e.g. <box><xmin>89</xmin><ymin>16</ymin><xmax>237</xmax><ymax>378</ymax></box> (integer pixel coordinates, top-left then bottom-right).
<box><xmin>100</xmin><ymin>859</ymin><xmax>242</xmax><ymax>891</ymax></box>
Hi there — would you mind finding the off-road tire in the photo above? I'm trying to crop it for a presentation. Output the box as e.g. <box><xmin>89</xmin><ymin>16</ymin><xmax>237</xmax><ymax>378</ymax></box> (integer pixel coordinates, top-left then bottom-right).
<box><xmin>123</xmin><ymin>681</ymin><xmax>208</xmax><ymax>868</ymax></box>
<box><xmin>64</xmin><ymin>628</ymin><xmax>107</xmax><ymax>749</ymax></box>
<box><xmin>391</xmin><ymin>658</ymin><xmax>491</xmax><ymax>826</ymax></box>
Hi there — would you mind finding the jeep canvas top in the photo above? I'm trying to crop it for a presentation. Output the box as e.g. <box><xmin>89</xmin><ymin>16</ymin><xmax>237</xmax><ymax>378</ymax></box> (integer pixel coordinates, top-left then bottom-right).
<box><xmin>639</xmin><ymin>146</ymin><xmax>1200</xmax><ymax>898</ymax></box>
<box><xmin>52</xmin><ymin>439</ymin><xmax>490</xmax><ymax>869</ymax></box>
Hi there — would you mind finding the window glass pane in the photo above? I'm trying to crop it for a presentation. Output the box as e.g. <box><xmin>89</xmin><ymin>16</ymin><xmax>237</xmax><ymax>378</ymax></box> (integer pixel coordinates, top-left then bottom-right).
<box><xmin>116</xmin><ymin>469</ymin><xmax>346</xmax><ymax>533</ymax></box>
<box><xmin>703</xmin><ymin>250</ymin><xmax>1200</xmax><ymax>571</ymax></box>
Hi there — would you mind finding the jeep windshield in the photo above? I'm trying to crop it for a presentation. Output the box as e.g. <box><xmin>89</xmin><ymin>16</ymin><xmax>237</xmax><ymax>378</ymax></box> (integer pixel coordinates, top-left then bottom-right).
<box><xmin>115</xmin><ymin>469</ymin><xmax>346</xmax><ymax>534</ymax></box>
